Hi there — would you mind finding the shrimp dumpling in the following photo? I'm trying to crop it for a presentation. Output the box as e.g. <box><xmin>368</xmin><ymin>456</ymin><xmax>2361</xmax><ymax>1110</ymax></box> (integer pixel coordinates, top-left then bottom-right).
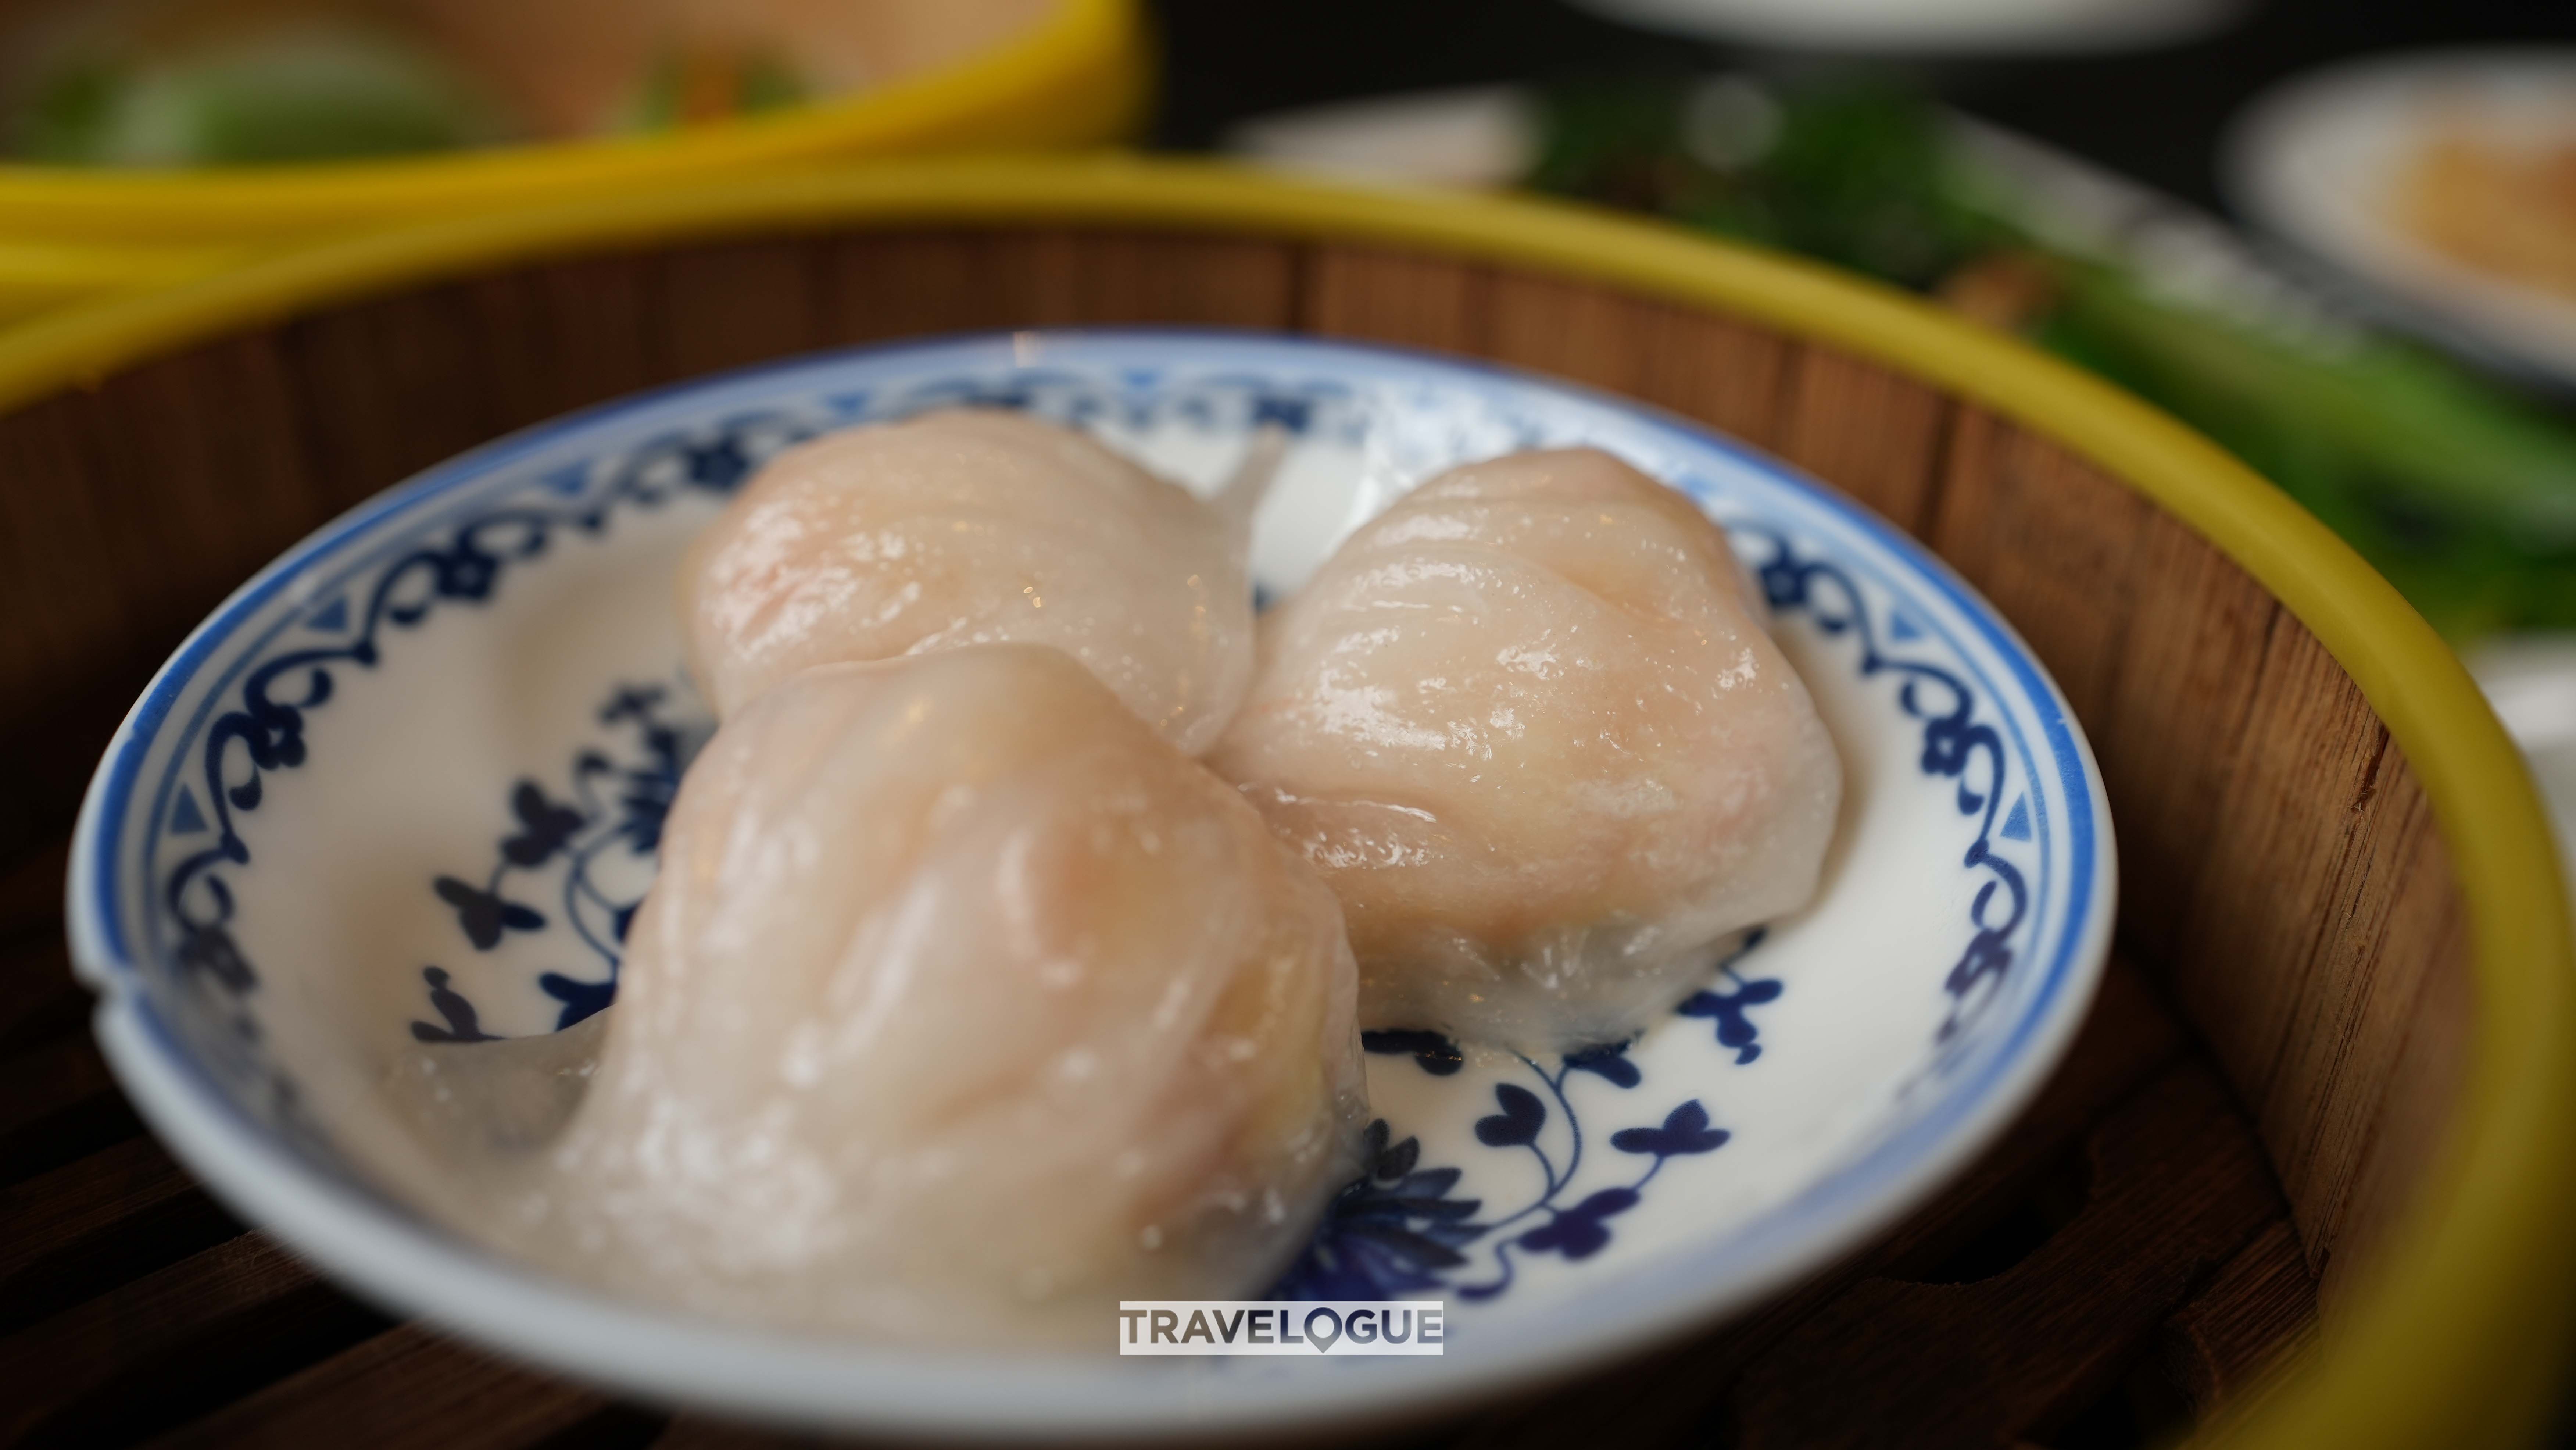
<box><xmin>681</xmin><ymin>410</ymin><xmax>1253</xmax><ymax>751</ymax></box>
<box><xmin>1209</xmin><ymin>449</ymin><xmax>1842</xmax><ymax>1051</ymax></box>
<box><xmin>491</xmin><ymin>645</ymin><xmax>1367</xmax><ymax>1346</ymax></box>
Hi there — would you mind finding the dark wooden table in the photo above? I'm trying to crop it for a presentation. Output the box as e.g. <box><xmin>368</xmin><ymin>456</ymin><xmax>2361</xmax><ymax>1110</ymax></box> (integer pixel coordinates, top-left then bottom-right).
<box><xmin>1</xmin><ymin>818</ymin><xmax>2316</xmax><ymax>1450</ymax></box>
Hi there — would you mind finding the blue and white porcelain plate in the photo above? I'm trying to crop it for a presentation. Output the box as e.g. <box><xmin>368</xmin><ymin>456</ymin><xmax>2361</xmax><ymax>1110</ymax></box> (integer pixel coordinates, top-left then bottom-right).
<box><xmin>68</xmin><ymin>329</ymin><xmax>2114</xmax><ymax>1436</ymax></box>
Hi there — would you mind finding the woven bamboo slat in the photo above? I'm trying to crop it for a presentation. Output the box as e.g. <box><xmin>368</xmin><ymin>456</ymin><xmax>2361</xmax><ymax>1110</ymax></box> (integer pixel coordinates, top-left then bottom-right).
<box><xmin>0</xmin><ymin>222</ymin><xmax>2499</xmax><ymax>1448</ymax></box>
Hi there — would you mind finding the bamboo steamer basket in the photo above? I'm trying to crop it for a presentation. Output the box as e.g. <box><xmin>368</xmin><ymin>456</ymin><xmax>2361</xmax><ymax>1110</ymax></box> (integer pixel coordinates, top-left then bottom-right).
<box><xmin>0</xmin><ymin>0</ymin><xmax>1145</xmax><ymax>320</ymax></box>
<box><xmin>1</xmin><ymin>156</ymin><xmax>2569</xmax><ymax>1448</ymax></box>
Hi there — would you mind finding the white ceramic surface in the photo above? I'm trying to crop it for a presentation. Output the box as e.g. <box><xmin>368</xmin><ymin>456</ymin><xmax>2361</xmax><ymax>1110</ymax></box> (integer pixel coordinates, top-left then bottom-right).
<box><xmin>2227</xmin><ymin>50</ymin><xmax>2576</xmax><ymax>386</ymax></box>
<box><xmin>68</xmin><ymin>329</ymin><xmax>2114</xmax><ymax>1436</ymax></box>
<box><xmin>1567</xmin><ymin>0</ymin><xmax>2243</xmax><ymax>55</ymax></box>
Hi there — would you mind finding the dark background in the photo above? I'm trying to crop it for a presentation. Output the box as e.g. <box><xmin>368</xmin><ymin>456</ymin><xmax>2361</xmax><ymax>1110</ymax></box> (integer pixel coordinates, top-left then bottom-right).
<box><xmin>1147</xmin><ymin>0</ymin><xmax>2576</xmax><ymax>217</ymax></box>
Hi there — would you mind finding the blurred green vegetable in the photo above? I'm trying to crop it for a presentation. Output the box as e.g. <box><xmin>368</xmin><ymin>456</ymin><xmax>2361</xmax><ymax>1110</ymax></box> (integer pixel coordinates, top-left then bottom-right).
<box><xmin>624</xmin><ymin>46</ymin><xmax>808</xmax><ymax>133</ymax></box>
<box><xmin>16</xmin><ymin>25</ymin><xmax>510</xmax><ymax>167</ymax></box>
<box><xmin>2043</xmin><ymin>262</ymin><xmax>2576</xmax><ymax>633</ymax></box>
<box><xmin>1535</xmin><ymin>76</ymin><xmax>1995</xmax><ymax>288</ymax></box>
<box><xmin>1531</xmin><ymin>74</ymin><xmax>2576</xmax><ymax>638</ymax></box>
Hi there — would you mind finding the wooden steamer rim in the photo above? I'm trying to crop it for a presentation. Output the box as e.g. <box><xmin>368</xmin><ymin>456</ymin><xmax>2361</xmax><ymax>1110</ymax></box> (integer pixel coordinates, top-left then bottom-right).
<box><xmin>9</xmin><ymin>154</ymin><xmax>2570</xmax><ymax>1449</ymax></box>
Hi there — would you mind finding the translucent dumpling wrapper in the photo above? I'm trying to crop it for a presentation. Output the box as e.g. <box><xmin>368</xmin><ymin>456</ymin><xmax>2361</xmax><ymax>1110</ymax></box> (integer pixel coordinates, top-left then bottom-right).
<box><xmin>1210</xmin><ymin>448</ymin><xmax>1843</xmax><ymax>1051</ymax></box>
<box><xmin>406</xmin><ymin>645</ymin><xmax>1368</xmax><ymax>1346</ymax></box>
<box><xmin>681</xmin><ymin>409</ymin><xmax>1259</xmax><ymax>752</ymax></box>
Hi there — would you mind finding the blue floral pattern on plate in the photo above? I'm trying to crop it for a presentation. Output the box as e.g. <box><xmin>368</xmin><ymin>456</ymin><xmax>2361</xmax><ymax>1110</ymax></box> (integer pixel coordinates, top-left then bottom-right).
<box><xmin>72</xmin><ymin>329</ymin><xmax>2111</xmax><ymax>1428</ymax></box>
<box><xmin>361</xmin><ymin>413</ymin><xmax>2028</xmax><ymax>1304</ymax></box>
<box><xmin>1289</xmin><ymin>931</ymin><xmax>1773</xmax><ymax>1301</ymax></box>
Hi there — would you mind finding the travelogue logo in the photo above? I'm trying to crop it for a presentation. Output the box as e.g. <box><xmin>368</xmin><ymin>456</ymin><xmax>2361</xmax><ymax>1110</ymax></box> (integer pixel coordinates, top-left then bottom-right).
<box><xmin>1117</xmin><ymin>1301</ymin><xmax>1445</xmax><ymax>1356</ymax></box>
